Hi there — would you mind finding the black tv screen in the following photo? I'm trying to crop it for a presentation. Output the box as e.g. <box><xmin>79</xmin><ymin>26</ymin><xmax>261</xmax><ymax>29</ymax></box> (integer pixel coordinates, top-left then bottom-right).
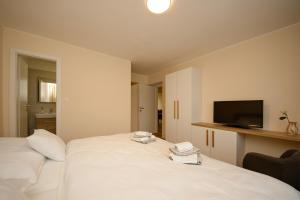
<box><xmin>213</xmin><ymin>100</ymin><xmax>263</xmax><ymax>128</ymax></box>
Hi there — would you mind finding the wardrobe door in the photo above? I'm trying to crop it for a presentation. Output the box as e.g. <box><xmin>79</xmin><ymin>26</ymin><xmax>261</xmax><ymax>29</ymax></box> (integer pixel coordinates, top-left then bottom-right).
<box><xmin>210</xmin><ymin>129</ymin><xmax>238</xmax><ymax>165</ymax></box>
<box><xmin>176</xmin><ymin>68</ymin><xmax>192</xmax><ymax>143</ymax></box>
<box><xmin>165</xmin><ymin>72</ymin><xmax>177</xmax><ymax>143</ymax></box>
<box><xmin>191</xmin><ymin>126</ymin><xmax>211</xmax><ymax>156</ymax></box>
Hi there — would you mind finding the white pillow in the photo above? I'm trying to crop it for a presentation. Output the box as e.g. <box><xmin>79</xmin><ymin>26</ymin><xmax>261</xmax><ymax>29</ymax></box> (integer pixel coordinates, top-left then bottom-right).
<box><xmin>27</xmin><ymin>129</ymin><xmax>66</xmax><ymax>161</ymax></box>
<box><xmin>0</xmin><ymin>180</ymin><xmax>29</xmax><ymax>200</ymax></box>
<box><xmin>0</xmin><ymin>151</ymin><xmax>45</xmax><ymax>186</ymax></box>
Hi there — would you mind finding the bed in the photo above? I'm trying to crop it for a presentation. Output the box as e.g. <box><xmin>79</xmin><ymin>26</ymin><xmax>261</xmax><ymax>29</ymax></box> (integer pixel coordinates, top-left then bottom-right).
<box><xmin>63</xmin><ymin>133</ymin><xmax>299</xmax><ymax>200</ymax></box>
<box><xmin>1</xmin><ymin>134</ymin><xmax>299</xmax><ymax>200</ymax></box>
<box><xmin>25</xmin><ymin>160</ymin><xmax>64</xmax><ymax>200</ymax></box>
<box><xmin>0</xmin><ymin>137</ymin><xmax>64</xmax><ymax>200</ymax></box>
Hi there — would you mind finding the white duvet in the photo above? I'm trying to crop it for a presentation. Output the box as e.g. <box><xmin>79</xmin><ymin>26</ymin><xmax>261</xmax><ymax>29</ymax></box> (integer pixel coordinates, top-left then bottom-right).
<box><xmin>63</xmin><ymin>134</ymin><xmax>300</xmax><ymax>200</ymax></box>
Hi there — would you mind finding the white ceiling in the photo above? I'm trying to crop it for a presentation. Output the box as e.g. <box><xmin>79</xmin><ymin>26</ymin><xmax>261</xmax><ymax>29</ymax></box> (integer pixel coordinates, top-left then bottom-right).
<box><xmin>1</xmin><ymin>0</ymin><xmax>300</xmax><ymax>74</ymax></box>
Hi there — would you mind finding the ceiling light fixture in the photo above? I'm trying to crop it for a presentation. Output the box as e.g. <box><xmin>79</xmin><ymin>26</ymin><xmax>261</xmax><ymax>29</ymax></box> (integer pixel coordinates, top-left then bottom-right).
<box><xmin>147</xmin><ymin>0</ymin><xmax>172</xmax><ymax>14</ymax></box>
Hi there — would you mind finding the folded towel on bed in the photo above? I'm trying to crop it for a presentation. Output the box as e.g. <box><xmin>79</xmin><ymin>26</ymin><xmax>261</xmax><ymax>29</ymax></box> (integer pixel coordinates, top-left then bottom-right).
<box><xmin>131</xmin><ymin>135</ymin><xmax>156</xmax><ymax>144</ymax></box>
<box><xmin>174</xmin><ymin>142</ymin><xmax>194</xmax><ymax>152</ymax></box>
<box><xmin>169</xmin><ymin>153</ymin><xmax>202</xmax><ymax>165</ymax></box>
<box><xmin>133</xmin><ymin>131</ymin><xmax>152</xmax><ymax>138</ymax></box>
<box><xmin>169</xmin><ymin>146</ymin><xmax>200</xmax><ymax>156</ymax></box>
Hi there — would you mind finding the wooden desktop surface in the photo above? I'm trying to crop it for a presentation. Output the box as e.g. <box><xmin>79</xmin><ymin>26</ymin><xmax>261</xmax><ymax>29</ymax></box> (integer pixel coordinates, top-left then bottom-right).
<box><xmin>192</xmin><ymin>122</ymin><xmax>300</xmax><ymax>142</ymax></box>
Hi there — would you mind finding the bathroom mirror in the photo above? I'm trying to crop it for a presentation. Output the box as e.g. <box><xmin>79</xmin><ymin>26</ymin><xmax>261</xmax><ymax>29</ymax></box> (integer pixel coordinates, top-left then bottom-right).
<box><xmin>39</xmin><ymin>78</ymin><xmax>56</xmax><ymax>103</ymax></box>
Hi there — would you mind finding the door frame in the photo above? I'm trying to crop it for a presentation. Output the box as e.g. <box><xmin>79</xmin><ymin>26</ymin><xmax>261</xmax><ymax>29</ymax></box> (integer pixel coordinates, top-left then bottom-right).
<box><xmin>10</xmin><ymin>49</ymin><xmax>62</xmax><ymax>137</ymax></box>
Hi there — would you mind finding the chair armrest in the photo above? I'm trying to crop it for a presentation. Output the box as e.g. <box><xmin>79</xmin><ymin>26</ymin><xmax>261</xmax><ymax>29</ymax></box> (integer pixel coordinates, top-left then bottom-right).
<box><xmin>280</xmin><ymin>149</ymin><xmax>298</xmax><ymax>159</ymax></box>
<box><xmin>243</xmin><ymin>153</ymin><xmax>285</xmax><ymax>180</ymax></box>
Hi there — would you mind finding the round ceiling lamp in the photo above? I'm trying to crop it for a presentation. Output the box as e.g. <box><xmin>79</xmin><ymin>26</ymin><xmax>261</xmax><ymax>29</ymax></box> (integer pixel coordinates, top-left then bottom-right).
<box><xmin>147</xmin><ymin>0</ymin><xmax>172</xmax><ymax>14</ymax></box>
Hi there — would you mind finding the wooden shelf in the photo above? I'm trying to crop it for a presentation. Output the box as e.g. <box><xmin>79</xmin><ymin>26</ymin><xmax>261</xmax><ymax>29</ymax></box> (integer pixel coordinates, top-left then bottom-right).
<box><xmin>192</xmin><ymin>122</ymin><xmax>300</xmax><ymax>142</ymax></box>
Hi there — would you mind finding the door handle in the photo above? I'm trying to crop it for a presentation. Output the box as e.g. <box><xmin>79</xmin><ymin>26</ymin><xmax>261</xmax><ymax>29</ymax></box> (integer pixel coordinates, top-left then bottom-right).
<box><xmin>139</xmin><ymin>107</ymin><xmax>144</xmax><ymax>112</ymax></box>
<box><xmin>177</xmin><ymin>100</ymin><xmax>179</xmax><ymax>119</ymax></box>
<box><xmin>212</xmin><ymin>130</ymin><xmax>215</xmax><ymax>148</ymax></box>
<box><xmin>173</xmin><ymin>101</ymin><xmax>176</xmax><ymax>119</ymax></box>
<box><xmin>206</xmin><ymin>129</ymin><xmax>209</xmax><ymax>146</ymax></box>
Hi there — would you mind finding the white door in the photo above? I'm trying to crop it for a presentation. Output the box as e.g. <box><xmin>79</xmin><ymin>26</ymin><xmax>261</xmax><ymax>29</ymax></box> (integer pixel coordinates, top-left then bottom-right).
<box><xmin>176</xmin><ymin>68</ymin><xmax>192</xmax><ymax>142</ymax></box>
<box><xmin>165</xmin><ymin>72</ymin><xmax>177</xmax><ymax>142</ymax></box>
<box><xmin>18</xmin><ymin>56</ymin><xmax>29</xmax><ymax>137</ymax></box>
<box><xmin>210</xmin><ymin>129</ymin><xmax>238</xmax><ymax>165</ymax></box>
<box><xmin>138</xmin><ymin>85</ymin><xmax>156</xmax><ymax>133</ymax></box>
<box><xmin>191</xmin><ymin>126</ymin><xmax>211</xmax><ymax>156</ymax></box>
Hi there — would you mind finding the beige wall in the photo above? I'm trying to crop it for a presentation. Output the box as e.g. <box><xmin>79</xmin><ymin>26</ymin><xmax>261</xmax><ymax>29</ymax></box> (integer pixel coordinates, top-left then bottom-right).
<box><xmin>1</xmin><ymin>28</ymin><xmax>131</xmax><ymax>141</ymax></box>
<box><xmin>149</xmin><ymin>23</ymin><xmax>300</xmax><ymax>156</ymax></box>
<box><xmin>0</xmin><ymin>26</ymin><xmax>3</xmax><ymax>136</ymax></box>
<box><xmin>131</xmin><ymin>73</ymin><xmax>148</xmax><ymax>84</ymax></box>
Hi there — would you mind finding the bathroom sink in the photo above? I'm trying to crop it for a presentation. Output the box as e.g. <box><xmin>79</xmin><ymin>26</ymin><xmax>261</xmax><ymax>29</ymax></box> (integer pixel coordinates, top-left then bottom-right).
<box><xmin>35</xmin><ymin>113</ymin><xmax>56</xmax><ymax>118</ymax></box>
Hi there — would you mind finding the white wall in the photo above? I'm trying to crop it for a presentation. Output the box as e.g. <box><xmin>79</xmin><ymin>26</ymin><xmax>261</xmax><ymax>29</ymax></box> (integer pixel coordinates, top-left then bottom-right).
<box><xmin>131</xmin><ymin>73</ymin><xmax>148</xmax><ymax>84</ymax></box>
<box><xmin>131</xmin><ymin>84</ymin><xmax>138</xmax><ymax>131</ymax></box>
<box><xmin>149</xmin><ymin>23</ymin><xmax>300</xmax><ymax>156</ymax></box>
<box><xmin>1</xmin><ymin>28</ymin><xmax>131</xmax><ymax>141</ymax></box>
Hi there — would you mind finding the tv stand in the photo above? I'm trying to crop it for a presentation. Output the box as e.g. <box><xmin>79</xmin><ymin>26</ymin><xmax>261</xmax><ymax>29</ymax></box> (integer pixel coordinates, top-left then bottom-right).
<box><xmin>192</xmin><ymin>122</ymin><xmax>300</xmax><ymax>142</ymax></box>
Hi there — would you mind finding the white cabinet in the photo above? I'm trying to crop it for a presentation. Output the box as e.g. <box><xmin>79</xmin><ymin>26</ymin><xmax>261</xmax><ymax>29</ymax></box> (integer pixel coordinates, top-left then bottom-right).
<box><xmin>191</xmin><ymin>126</ymin><xmax>210</xmax><ymax>156</ymax></box>
<box><xmin>192</xmin><ymin>126</ymin><xmax>244</xmax><ymax>165</ymax></box>
<box><xmin>165</xmin><ymin>68</ymin><xmax>201</xmax><ymax>143</ymax></box>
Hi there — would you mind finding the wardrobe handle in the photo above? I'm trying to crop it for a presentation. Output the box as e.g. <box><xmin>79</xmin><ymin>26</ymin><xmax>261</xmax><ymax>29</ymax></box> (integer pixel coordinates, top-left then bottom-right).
<box><xmin>206</xmin><ymin>129</ymin><xmax>209</xmax><ymax>146</ymax></box>
<box><xmin>212</xmin><ymin>130</ymin><xmax>215</xmax><ymax>148</ymax></box>
<box><xmin>177</xmin><ymin>100</ymin><xmax>179</xmax><ymax>119</ymax></box>
<box><xmin>173</xmin><ymin>101</ymin><xmax>176</xmax><ymax>119</ymax></box>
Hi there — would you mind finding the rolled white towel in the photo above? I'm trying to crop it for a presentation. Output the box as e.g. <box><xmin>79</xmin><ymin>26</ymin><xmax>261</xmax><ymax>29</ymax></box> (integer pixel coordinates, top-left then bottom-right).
<box><xmin>132</xmin><ymin>135</ymin><xmax>156</xmax><ymax>144</ymax></box>
<box><xmin>174</xmin><ymin>142</ymin><xmax>193</xmax><ymax>153</ymax></box>
<box><xmin>169</xmin><ymin>153</ymin><xmax>201</xmax><ymax>164</ymax></box>
<box><xmin>133</xmin><ymin>131</ymin><xmax>152</xmax><ymax>138</ymax></box>
<box><xmin>169</xmin><ymin>146</ymin><xmax>200</xmax><ymax>156</ymax></box>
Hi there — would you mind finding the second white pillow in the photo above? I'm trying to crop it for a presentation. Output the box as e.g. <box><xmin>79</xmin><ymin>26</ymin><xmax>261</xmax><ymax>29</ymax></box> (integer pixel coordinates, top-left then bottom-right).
<box><xmin>27</xmin><ymin>129</ymin><xmax>66</xmax><ymax>161</ymax></box>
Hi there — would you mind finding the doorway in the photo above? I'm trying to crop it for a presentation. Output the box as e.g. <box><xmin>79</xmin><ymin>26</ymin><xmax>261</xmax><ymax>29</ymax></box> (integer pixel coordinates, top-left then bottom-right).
<box><xmin>17</xmin><ymin>55</ymin><xmax>57</xmax><ymax>137</ymax></box>
<box><xmin>131</xmin><ymin>82</ymin><xmax>164</xmax><ymax>139</ymax></box>
<box><xmin>156</xmin><ymin>85</ymin><xmax>163</xmax><ymax>138</ymax></box>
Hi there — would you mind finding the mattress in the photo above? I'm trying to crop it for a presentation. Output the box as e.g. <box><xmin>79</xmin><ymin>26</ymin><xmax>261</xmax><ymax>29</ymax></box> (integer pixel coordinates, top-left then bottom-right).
<box><xmin>62</xmin><ymin>133</ymin><xmax>300</xmax><ymax>200</ymax></box>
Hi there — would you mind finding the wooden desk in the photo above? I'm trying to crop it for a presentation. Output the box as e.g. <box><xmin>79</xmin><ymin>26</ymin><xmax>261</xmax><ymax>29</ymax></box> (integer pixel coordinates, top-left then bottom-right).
<box><xmin>192</xmin><ymin>122</ymin><xmax>300</xmax><ymax>142</ymax></box>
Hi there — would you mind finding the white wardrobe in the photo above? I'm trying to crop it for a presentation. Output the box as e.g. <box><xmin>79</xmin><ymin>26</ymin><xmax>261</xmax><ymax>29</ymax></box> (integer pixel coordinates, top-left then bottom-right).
<box><xmin>165</xmin><ymin>68</ymin><xmax>201</xmax><ymax>143</ymax></box>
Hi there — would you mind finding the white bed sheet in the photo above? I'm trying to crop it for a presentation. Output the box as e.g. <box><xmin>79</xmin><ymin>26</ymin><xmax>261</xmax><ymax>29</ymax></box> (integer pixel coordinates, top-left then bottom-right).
<box><xmin>25</xmin><ymin>160</ymin><xmax>64</xmax><ymax>200</ymax></box>
<box><xmin>62</xmin><ymin>133</ymin><xmax>300</xmax><ymax>200</ymax></box>
<box><xmin>0</xmin><ymin>137</ymin><xmax>31</xmax><ymax>153</ymax></box>
<box><xmin>0</xmin><ymin>137</ymin><xmax>64</xmax><ymax>200</ymax></box>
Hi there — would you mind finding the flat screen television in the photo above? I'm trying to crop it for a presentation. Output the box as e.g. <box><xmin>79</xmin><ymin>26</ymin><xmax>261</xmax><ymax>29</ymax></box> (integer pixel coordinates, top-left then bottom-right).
<box><xmin>213</xmin><ymin>100</ymin><xmax>263</xmax><ymax>128</ymax></box>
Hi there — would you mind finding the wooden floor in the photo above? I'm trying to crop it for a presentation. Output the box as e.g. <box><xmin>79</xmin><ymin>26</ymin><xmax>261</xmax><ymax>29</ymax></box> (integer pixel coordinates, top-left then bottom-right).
<box><xmin>154</xmin><ymin>120</ymin><xmax>163</xmax><ymax>139</ymax></box>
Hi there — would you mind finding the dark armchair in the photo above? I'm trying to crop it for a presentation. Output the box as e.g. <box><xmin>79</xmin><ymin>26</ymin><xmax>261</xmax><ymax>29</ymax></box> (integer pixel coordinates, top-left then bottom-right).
<box><xmin>243</xmin><ymin>149</ymin><xmax>300</xmax><ymax>191</ymax></box>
